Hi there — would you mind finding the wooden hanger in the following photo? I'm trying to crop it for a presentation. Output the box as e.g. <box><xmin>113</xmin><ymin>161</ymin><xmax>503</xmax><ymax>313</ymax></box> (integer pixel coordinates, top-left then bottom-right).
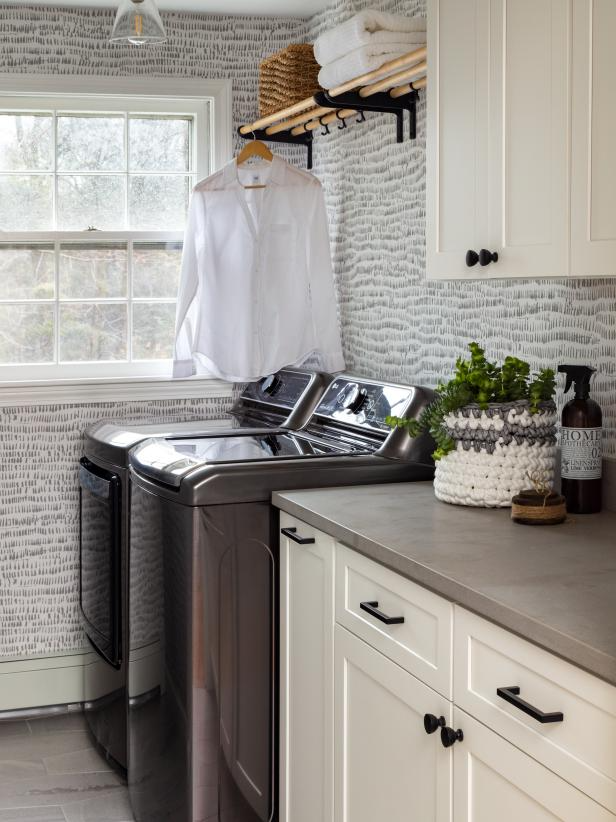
<box><xmin>236</xmin><ymin>138</ymin><xmax>273</xmax><ymax>189</ymax></box>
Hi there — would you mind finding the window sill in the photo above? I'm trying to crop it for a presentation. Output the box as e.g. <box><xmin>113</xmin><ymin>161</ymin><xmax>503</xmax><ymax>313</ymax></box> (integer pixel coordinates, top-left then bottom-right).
<box><xmin>0</xmin><ymin>375</ymin><xmax>234</xmax><ymax>407</ymax></box>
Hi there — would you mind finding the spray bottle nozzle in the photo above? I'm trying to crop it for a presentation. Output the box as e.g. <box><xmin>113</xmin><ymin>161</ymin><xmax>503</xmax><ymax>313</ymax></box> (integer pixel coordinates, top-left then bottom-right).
<box><xmin>558</xmin><ymin>364</ymin><xmax>596</xmax><ymax>398</ymax></box>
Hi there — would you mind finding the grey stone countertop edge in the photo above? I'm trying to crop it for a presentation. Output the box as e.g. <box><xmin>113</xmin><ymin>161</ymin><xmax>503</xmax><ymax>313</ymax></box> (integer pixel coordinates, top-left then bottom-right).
<box><xmin>273</xmin><ymin>484</ymin><xmax>616</xmax><ymax>688</ymax></box>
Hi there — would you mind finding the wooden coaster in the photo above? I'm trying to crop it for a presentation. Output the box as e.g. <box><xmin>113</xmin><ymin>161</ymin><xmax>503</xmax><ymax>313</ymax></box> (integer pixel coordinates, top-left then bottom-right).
<box><xmin>511</xmin><ymin>491</ymin><xmax>567</xmax><ymax>525</ymax></box>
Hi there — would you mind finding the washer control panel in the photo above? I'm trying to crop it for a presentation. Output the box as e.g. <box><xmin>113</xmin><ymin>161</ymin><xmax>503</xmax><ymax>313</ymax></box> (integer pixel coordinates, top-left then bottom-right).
<box><xmin>240</xmin><ymin>369</ymin><xmax>314</xmax><ymax>410</ymax></box>
<box><xmin>313</xmin><ymin>377</ymin><xmax>415</xmax><ymax>433</ymax></box>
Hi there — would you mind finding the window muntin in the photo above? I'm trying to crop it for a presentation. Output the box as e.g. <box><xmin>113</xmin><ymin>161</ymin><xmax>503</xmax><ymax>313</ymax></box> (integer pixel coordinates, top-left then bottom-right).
<box><xmin>0</xmin><ymin>92</ymin><xmax>210</xmax><ymax>381</ymax></box>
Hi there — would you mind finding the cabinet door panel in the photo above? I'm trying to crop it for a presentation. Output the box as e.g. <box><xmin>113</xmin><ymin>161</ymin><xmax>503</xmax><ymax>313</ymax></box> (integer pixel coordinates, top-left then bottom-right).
<box><xmin>279</xmin><ymin>513</ymin><xmax>335</xmax><ymax>822</ymax></box>
<box><xmin>489</xmin><ymin>0</ymin><xmax>570</xmax><ymax>277</ymax></box>
<box><xmin>571</xmin><ymin>0</ymin><xmax>616</xmax><ymax>275</ymax></box>
<box><xmin>334</xmin><ymin>625</ymin><xmax>452</xmax><ymax>822</ymax></box>
<box><xmin>427</xmin><ymin>0</ymin><xmax>490</xmax><ymax>278</ymax></box>
<box><xmin>453</xmin><ymin>708</ymin><xmax>615</xmax><ymax>822</ymax></box>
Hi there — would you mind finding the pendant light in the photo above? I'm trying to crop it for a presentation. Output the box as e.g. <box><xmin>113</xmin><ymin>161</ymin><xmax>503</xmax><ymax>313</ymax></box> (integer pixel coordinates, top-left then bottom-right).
<box><xmin>109</xmin><ymin>0</ymin><xmax>167</xmax><ymax>46</ymax></box>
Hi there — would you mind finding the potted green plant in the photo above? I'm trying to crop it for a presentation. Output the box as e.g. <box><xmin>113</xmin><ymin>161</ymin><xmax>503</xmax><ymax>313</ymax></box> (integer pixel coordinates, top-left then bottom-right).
<box><xmin>387</xmin><ymin>343</ymin><xmax>558</xmax><ymax>507</ymax></box>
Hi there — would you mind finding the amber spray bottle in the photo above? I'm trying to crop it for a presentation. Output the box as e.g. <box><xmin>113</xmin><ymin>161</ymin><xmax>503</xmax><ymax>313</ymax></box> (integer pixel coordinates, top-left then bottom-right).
<box><xmin>557</xmin><ymin>365</ymin><xmax>603</xmax><ymax>514</ymax></box>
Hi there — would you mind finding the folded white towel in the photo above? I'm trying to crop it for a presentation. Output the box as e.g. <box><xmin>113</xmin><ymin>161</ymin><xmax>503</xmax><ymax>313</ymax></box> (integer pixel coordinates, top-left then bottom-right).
<box><xmin>314</xmin><ymin>10</ymin><xmax>426</xmax><ymax>67</ymax></box>
<box><xmin>318</xmin><ymin>41</ymin><xmax>426</xmax><ymax>90</ymax></box>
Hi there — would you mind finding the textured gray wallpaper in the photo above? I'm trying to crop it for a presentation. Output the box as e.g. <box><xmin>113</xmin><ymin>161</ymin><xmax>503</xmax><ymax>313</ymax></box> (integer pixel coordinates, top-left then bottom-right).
<box><xmin>0</xmin><ymin>397</ymin><xmax>232</xmax><ymax>657</ymax></box>
<box><xmin>0</xmin><ymin>4</ymin><xmax>307</xmax><ymax>658</ymax></box>
<box><xmin>308</xmin><ymin>0</ymin><xmax>616</xmax><ymax>458</ymax></box>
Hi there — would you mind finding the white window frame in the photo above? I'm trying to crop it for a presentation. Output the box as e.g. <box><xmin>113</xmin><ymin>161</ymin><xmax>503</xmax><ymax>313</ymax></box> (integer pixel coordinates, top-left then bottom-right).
<box><xmin>0</xmin><ymin>75</ymin><xmax>233</xmax><ymax>403</ymax></box>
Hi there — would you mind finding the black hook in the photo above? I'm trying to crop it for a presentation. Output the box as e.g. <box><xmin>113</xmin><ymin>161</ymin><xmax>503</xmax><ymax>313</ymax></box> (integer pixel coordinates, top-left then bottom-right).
<box><xmin>319</xmin><ymin>115</ymin><xmax>330</xmax><ymax>136</ymax></box>
<box><xmin>335</xmin><ymin>110</ymin><xmax>348</xmax><ymax>130</ymax></box>
<box><xmin>356</xmin><ymin>110</ymin><xmax>366</xmax><ymax>124</ymax></box>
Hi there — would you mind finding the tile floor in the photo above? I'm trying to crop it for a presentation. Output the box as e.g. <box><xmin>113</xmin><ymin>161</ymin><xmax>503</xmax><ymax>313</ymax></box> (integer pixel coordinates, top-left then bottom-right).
<box><xmin>0</xmin><ymin>711</ymin><xmax>134</xmax><ymax>822</ymax></box>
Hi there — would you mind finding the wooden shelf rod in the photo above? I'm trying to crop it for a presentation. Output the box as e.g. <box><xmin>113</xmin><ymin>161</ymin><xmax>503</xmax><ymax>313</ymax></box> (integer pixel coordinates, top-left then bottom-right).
<box><xmin>265</xmin><ymin>106</ymin><xmax>331</xmax><ymax>136</ymax></box>
<box><xmin>359</xmin><ymin>60</ymin><xmax>427</xmax><ymax>98</ymax></box>
<box><xmin>391</xmin><ymin>74</ymin><xmax>427</xmax><ymax>98</ymax></box>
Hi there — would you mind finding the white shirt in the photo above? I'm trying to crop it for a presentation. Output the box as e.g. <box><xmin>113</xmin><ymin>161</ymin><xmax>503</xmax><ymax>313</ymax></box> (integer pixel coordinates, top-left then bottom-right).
<box><xmin>173</xmin><ymin>155</ymin><xmax>345</xmax><ymax>382</ymax></box>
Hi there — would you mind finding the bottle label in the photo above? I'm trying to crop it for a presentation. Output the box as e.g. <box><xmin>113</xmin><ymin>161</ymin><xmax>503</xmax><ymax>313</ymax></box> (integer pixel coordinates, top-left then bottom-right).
<box><xmin>561</xmin><ymin>427</ymin><xmax>603</xmax><ymax>480</ymax></box>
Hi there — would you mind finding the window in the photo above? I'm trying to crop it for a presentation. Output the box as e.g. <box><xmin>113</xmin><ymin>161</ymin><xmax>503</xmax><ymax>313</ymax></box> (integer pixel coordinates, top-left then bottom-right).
<box><xmin>0</xmin><ymin>78</ymin><xmax>230</xmax><ymax>387</ymax></box>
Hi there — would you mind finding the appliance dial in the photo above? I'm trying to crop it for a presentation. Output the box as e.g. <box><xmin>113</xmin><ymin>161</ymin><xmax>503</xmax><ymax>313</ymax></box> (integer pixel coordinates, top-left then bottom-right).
<box><xmin>341</xmin><ymin>384</ymin><xmax>368</xmax><ymax>414</ymax></box>
<box><xmin>260</xmin><ymin>374</ymin><xmax>281</xmax><ymax>397</ymax></box>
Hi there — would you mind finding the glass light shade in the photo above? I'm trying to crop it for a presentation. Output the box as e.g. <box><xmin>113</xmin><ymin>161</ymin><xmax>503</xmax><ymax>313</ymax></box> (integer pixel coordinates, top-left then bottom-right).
<box><xmin>110</xmin><ymin>0</ymin><xmax>167</xmax><ymax>46</ymax></box>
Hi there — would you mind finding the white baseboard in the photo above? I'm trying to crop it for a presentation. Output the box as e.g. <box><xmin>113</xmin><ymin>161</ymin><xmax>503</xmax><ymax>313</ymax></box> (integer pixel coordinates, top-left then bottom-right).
<box><xmin>0</xmin><ymin>650</ymin><xmax>94</xmax><ymax>712</ymax></box>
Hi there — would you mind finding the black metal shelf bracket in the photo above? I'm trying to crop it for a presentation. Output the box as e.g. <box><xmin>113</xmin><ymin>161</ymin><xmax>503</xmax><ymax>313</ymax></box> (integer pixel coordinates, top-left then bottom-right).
<box><xmin>238</xmin><ymin>127</ymin><xmax>314</xmax><ymax>169</ymax></box>
<box><xmin>314</xmin><ymin>88</ymin><xmax>419</xmax><ymax>142</ymax></box>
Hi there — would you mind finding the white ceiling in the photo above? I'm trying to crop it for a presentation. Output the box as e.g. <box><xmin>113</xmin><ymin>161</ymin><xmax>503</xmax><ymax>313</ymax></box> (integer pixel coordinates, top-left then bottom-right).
<box><xmin>7</xmin><ymin>0</ymin><xmax>329</xmax><ymax>16</ymax></box>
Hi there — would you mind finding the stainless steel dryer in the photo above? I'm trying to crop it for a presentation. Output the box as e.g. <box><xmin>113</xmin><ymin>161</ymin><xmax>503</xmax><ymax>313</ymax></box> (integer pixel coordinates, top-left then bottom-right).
<box><xmin>78</xmin><ymin>368</ymin><xmax>332</xmax><ymax>774</ymax></box>
<box><xmin>127</xmin><ymin>376</ymin><xmax>435</xmax><ymax>822</ymax></box>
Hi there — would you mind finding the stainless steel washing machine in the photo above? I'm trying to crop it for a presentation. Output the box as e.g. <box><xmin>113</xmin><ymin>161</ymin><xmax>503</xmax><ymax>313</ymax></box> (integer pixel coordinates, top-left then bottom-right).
<box><xmin>78</xmin><ymin>368</ymin><xmax>332</xmax><ymax>773</ymax></box>
<box><xmin>127</xmin><ymin>376</ymin><xmax>435</xmax><ymax>821</ymax></box>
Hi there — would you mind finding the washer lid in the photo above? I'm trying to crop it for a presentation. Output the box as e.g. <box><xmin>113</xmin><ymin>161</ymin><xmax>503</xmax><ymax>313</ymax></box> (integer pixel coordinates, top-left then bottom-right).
<box><xmin>130</xmin><ymin>432</ymin><xmax>368</xmax><ymax>487</ymax></box>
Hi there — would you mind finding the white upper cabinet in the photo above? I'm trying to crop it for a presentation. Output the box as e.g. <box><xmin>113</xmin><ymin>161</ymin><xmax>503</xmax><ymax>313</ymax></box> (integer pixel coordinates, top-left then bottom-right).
<box><xmin>570</xmin><ymin>0</ymin><xmax>616</xmax><ymax>277</ymax></box>
<box><xmin>428</xmin><ymin>0</ymin><xmax>616</xmax><ymax>279</ymax></box>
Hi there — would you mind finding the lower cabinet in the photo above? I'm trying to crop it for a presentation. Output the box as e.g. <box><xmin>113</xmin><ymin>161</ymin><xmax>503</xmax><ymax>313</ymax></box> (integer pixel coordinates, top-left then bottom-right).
<box><xmin>279</xmin><ymin>513</ymin><xmax>616</xmax><ymax>822</ymax></box>
<box><xmin>453</xmin><ymin>708</ymin><xmax>614</xmax><ymax>822</ymax></box>
<box><xmin>334</xmin><ymin>625</ymin><xmax>452</xmax><ymax>822</ymax></box>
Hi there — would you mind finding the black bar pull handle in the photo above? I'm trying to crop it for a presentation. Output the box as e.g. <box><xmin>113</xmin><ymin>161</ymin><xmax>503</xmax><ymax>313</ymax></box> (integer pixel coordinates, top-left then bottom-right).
<box><xmin>496</xmin><ymin>686</ymin><xmax>564</xmax><ymax>724</ymax></box>
<box><xmin>280</xmin><ymin>527</ymin><xmax>315</xmax><ymax>545</ymax></box>
<box><xmin>359</xmin><ymin>600</ymin><xmax>405</xmax><ymax>626</ymax></box>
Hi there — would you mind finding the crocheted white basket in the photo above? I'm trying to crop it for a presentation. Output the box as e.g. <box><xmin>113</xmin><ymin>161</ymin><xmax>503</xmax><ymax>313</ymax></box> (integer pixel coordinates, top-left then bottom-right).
<box><xmin>434</xmin><ymin>401</ymin><xmax>558</xmax><ymax>508</ymax></box>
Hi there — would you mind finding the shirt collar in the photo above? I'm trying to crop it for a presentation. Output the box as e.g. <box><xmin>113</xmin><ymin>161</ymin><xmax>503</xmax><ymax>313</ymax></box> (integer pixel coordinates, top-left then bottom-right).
<box><xmin>223</xmin><ymin>154</ymin><xmax>286</xmax><ymax>188</ymax></box>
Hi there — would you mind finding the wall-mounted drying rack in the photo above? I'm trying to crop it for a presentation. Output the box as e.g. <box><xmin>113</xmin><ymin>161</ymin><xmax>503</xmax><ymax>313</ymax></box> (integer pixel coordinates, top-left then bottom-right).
<box><xmin>238</xmin><ymin>46</ymin><xmax>427</xmax><ymax>169</ymax></box>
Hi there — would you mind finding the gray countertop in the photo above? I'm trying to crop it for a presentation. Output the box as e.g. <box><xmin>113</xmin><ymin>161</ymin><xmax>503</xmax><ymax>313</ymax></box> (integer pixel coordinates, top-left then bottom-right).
<box><xmin>273</xmin><ymin>483</ymin><xmax>616</xmax><ymax>686</ymax></box>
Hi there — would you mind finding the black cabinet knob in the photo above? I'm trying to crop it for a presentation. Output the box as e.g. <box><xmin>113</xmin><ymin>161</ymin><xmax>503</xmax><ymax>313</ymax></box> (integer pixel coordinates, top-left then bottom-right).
<box><xmin>479</xmin><ymin>249</ymin><xmax>498</xmax><ymax>266</ymax></box>
<box><xmin>440</xmin><ymin>726</ymin><xmax>464</xmax><ymax>748</ymax></box>
<box><xmin>423</xmin><ymin>714</ymin><xmax>446</xmax><ymax>735</ymax></box>
<box><xmin>466</xmin><ymin>249</ymin><xmax>499</xmax><ymax>267</ymax></box>
<box><xmin>466</xmin><ymin>250</ymin><xmax>479</xmax><ymax>267</ymax></box>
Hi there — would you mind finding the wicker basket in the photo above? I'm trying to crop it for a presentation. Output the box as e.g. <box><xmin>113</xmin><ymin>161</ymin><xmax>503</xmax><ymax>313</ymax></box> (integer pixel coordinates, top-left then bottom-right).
<box><xmin>259</xmin><ymin>44</ymin><xmax>320</xmax><ymax>118</ymax></box>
